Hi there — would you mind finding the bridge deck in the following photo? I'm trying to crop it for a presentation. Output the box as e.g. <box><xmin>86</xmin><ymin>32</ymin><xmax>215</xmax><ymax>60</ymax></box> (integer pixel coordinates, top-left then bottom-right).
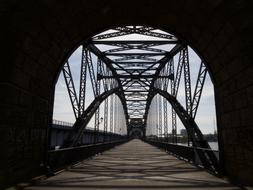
<box><xmin>25</xmin><ymin>139</ymin><xmax>240</xmax><ymax>190</ymax></box>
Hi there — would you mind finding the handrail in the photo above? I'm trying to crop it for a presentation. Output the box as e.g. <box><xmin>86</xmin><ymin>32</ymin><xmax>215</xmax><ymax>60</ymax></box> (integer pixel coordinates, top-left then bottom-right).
<box><xmin>145</xmin><ymin>140</ymin><xmax>220</xmax><ymax>175</ymax></box>
<box><xmin>47</xmin><ymin>139</ymin><xmax>128</xmax><ymax>172</ymax></box>
<box><xmin>48</xmin><ymin>140</ymin><xmax>126</xmax><ymax>153</ymax></box>
<box><xmin>52</xmin><ymin>119</ymin><xmax>74</xmax><ymax>127</ymax></box>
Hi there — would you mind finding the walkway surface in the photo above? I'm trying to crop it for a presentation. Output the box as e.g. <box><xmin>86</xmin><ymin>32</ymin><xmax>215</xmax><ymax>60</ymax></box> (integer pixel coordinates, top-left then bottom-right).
<box><xmin>25</xmin><ymin>139</ymin><xmax>240</xmax><ymax>190</ymax></box>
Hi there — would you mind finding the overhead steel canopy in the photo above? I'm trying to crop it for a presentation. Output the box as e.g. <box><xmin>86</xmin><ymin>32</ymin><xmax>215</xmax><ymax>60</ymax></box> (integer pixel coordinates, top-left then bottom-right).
<box><xmin>87</xmin><ymin>26</ymin><xmax>183</xmax><ymax>120</ymax></box>
<box><xmin>61</xmin><ymin>26</ymin><xmax>216</xmax><ymax>172</ymax></box>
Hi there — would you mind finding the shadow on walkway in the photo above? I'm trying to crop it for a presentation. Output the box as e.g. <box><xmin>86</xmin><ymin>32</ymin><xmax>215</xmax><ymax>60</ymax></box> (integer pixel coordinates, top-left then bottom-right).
<box><xmin>25</xmin><ymin>139</ymin><xmax>241</xmax><ymax>190</ymax></box>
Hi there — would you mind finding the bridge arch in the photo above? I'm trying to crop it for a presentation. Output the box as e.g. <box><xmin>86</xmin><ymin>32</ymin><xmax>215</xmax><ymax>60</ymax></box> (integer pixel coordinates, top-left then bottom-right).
<box><xmin>64</xmin><ymin>88</ymin><xmax>128</xmax><ymax>146</ymax></box>
<box><xmin>1</xmin><ymin>1</ymin><xmax>253</xmax><ymax>187</ymax></box>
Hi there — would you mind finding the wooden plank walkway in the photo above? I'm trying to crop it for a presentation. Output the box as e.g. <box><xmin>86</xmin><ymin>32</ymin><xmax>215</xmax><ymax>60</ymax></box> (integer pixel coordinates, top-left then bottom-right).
<box><xmin>25</xmin><ymin>139</ymin><xmax>240</xmax><ymax>190</ymax></box>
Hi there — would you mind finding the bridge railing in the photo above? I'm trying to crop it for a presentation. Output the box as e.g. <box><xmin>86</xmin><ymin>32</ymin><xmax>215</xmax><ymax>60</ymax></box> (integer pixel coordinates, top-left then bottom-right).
<box><xmin>49</xmin><ymin>123</ymin><xmax>126</xmax><ymax>150</ymax></box>
<box><xmin>47</xmin><ymin>139</ymin><xmax>127</xmax><ymax>172</ymax></box>
<box><xmin>47</xmin><ymin>121</ymin><xmax>128</xmax><ymax>173</ymax></box>
<box><xmin>145</xmin><ymin>140</ymin><xmax>219</xmax><ymax>174</ymax></box>
<box><xmin>52</xmin><ymin>119</ymin><xmax>74</xmax><ymax>127</ymax></box>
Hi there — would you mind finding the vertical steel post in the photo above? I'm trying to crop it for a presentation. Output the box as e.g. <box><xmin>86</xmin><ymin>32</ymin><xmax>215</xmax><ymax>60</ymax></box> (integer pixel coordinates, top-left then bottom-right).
<box><xmin>114</xmin><ymin>94</ymin><xmax>117</xmax><ymax>134</ymax></box>
<box><xmin>182</xmin><ymin>47</ymin><xmax>192</xmax><ymax>146</ymax></box>
<box><xmin>183</xmin><ymin>47</ymin><xmax>192</xmax><ymax>115</ymax></box>
<box><xmin>79</xmin><ymin>46</ymin><xmax>88</xmax><ymax>117</ymax></box>
<box><xmin>94</xmin><ymin>59</ymin><xmax>101</xmax><ymax>143</ymax></box>
<box><xmin>110</xmin><ymin>94</ymin><xmax>114</xmax><ymax>139</ymax></box>
<box><xmin>103</xmin><ymin>98</ymin><xmax>108</xmax><ymax>142</ymax></box>
<box><xmin>158</xmin><ymin>95</ymin><xmax>162</xmax><ymax>140</ymax></box>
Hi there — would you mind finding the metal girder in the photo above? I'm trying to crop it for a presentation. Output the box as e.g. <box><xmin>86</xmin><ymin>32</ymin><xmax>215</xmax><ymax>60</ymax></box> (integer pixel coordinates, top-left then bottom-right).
<box><xmin>89</xmin><ymin>27</ymin><xmax>184</xmax><ymax>121</ymax></box>
<box><xmin>134</xmin><ymin>27</ymin><xmax>176</xmax><ymax>40</ymax></box>
<box><xmin>169</xmin><ymin>58</ymin><xmax>177</xmax><ymax>143</ymax></box>
<box><xmin>139</xmin><ymin>63</ymin><xmax>160</xmax><ymax>75</ymax></box>
<box><xmin>163</xmin><ymin>97</ymin><xmax>168</xmax><ymax>137</ymax></box>
<box><xmin>64</xmin><ymin>87</ymin><xmax>120</xmax><ymax>147</ymax></box>
<box><xmin>172</xmin><ymin>48</ymin><xmax>184</xmax><ymax>96</ymax></box>
<box><xmin>154</xmin><ymin>88</ymin><xmax>219</xmax><ymax>172</ymax></box>
<box><xmin>92</xmin><ymin>40</ymin><xmax>178</xmax><ymax>45</ymax></box>
<box><xmin>155</xmin><ymin>96</ymin><xmax>159</xmax><ymax>137</ymax></box>
<box><xmin>86</xmin><ymin>44</ymin><xmax>122</xmax><ymax>89</ymax></box>
<box><xmin>114</xmin><ymin>55</ymin><xmax>157</xmax><ymax>62</ymax></box>
<box><xmin>115</xmin><ymin>68</ymin><xmax>157</xmax><ymax>72</ymax></box>
<box><xmin>114</xmin><ymin>96</ymin><xmax>117</xmax><ymax>133</ymax></box>
<box><xmin>103</xmin><ymin>97</ymin><xmax>108</xmax><ymax>138</ymax></box>
<box><xmin>124</xmin><ymin>90</ymin><xmax>149</xmax><ymax>93</ymax></box>
<box><xmin>148</xmin><ymin>44</ymin><xmax>184</xmax><ymax>95</ymax></box>
<box><xmin>106</xmin><ymin>43</ymin><xmax>165</xmax><ymax>53</ymax></box>
<box><xmin>160</xmin><ymin>63</ymin><xmax>169</xmax><ymax>89</ymax></box>
<box><xmin>100</xmin><ymin>63</ymin><xmax>109</xmax><ymax>91</ymax></box>
<box><xmin>143</xmin><ymin>44</ymin><xmax>184</xmax><ymax>124</ymax></box>
<box><xmin>92</xmin><ymin>29</ymin><xmax>132</xmax><ymax>40</ymax></box>
<box><xmin>62</xmin><ymin>61</ymin><xmax>79</xmax><ymax>119</ymax></box>
<box><xmin>92</xmin><ymin>26</ymin><xmax>177</xmax><ymax>41</ymax></box>
<box><xmin>87</xmin><ymin>44</ymin><xmax>119</xmax><ymax>76</ymax></box>
<box><xmin>139</xmin><ymin>47</ymin><xmax>167</xmax><ymax>53</ymax></box>
<box><xmin>112</xmin><ymin>62</ymin><xmax>158</xmax><ymax>65</ymax></box>
<box><xmin>170</xmin><ymin>47</ymin><xmax>186</xmax><ymax>142</ymax></box>
<box><xmin>86</xmin><ymin>49</ymin><xmax>98</xmax><ymax>97</ymax></box>
<box><xmin>171</xmin><ymin>109</ymin><xmax>177</xmax><ymax>143</ymax></box>
<box><xmin>94</xmin><ymin>59</ymin><xmax>102</xmax><ymax>143</ymax></box>
<box><xmin>79</xmin><ymin>46</ymin><xmax>87</xmax><ymax>117</ymax></box>
<box><xmin>94</xmin><ymin>108</ymin><xmax>100</xmax><ymax>143</ymax></box>
<box><xmin>182</xmin><ymin>47</ymin><xmax>192</xmax><ymax>115</ymax></box>
<box><xmin>110</xmin><ymin>94</ymin><xmax>114</xmax><ymax>133</ymax></box>
<box><xmin>62</xmin><ymin>26</ymin><xmax>212</xmax><ymax>151</ymax></box>
<box><xmin>113</xmin><ymin>63</ymin><xmax>133</xmax><ymax>75</ymax></box>
<box><xmin>104</xmin><ymin>44</ymin><xmax>168</xmax><ymax>54</ymax></box>
<box><xmin>115</xmin><ymin>26</ymin><xmax>177</xmax><ymax>40</ymax></box>
<box><xmin>106</xmin><ymin>53</ymin><xmax>165</xmax><ymax>56</ymax></box>
<box><xmin>87</xmin><ymin>44</ymin><xmax>130</xmax><ymax>127</ymax></box>
<box><xmin>158</xmin><ymin>95</ymin><xmax>162</xmax><ymax>137</ymax></box>
<box><xmin>191</xmin><ymin>62</ymin><xmax>207</xmax><ymax>119</ymax></box>
<box><xmin>99</xmin><ymin>74</ymin><xmax>173</xmax><ymax>79</ymax></box>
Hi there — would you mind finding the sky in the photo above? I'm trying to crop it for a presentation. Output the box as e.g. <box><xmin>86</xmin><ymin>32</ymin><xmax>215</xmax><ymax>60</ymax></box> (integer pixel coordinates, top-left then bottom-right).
<box><xmin>53</xmin><ymin>29</ymin><xmax>217</xmax><ymax>135</ymax></box>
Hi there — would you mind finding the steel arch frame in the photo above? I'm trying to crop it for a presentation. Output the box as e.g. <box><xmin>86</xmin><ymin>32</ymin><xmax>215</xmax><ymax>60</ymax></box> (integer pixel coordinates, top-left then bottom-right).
<box><xmin>145</xmin><ymin>88</ymin><xmax>219</xmax><ymax>172</ymax></box>
<box><xmin>63</xmin><ymin>87</ymin><xmax>128</xmax><ymax>147</ymax></box>
<box><xmin>61</xmin><ymin>26</ymin><xmax>211</xmax><ymax>152</ymax></box>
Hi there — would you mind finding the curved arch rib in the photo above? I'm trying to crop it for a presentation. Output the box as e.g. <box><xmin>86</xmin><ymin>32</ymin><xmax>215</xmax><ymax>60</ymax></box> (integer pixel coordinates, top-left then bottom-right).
<box><xmin>63</xmin><ymin>87</ymin><xmax>120</xmax><ymax>147</ymax></box>
<box><xmin>152</xmin><ymin>88</ymin><xmax>219</xmax><ymax>172</ymax></box>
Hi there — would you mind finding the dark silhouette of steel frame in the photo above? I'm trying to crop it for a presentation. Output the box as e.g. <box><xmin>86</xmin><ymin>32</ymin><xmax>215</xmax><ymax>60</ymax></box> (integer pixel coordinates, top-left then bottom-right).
<box><xmin>60</xmin><ymin>25</ymin><xmax>217</xmax><ymax>171</ymax></box>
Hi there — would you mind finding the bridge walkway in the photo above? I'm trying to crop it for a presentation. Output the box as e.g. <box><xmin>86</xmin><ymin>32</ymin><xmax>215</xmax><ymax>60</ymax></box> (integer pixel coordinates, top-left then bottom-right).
<box><xmin>25</xmin><ymin>139</ymin><xmax>240</xmax><ymax>190</ymax></box>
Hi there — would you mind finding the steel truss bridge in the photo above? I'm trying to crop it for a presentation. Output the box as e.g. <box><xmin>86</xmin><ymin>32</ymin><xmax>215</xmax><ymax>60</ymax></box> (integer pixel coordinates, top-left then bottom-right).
<box><xmin>51</xmin><ymin>26</ymin><xmax>219</xmax><ymax>174</ymax></box>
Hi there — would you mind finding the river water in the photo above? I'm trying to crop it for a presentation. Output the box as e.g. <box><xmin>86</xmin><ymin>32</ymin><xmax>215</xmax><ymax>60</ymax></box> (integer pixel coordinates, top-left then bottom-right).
<box><xmin>178</xmin><ymin>142</ymin><xmax>219</xmax><ymax>151</ymax></box>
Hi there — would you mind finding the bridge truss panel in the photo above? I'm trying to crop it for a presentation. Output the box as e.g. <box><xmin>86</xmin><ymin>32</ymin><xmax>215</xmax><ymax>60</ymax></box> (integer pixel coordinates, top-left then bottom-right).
<box><xmin>58</xmin><ymin>26</ymin><xmax>212</xmax><ymax>159</ymax></box>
